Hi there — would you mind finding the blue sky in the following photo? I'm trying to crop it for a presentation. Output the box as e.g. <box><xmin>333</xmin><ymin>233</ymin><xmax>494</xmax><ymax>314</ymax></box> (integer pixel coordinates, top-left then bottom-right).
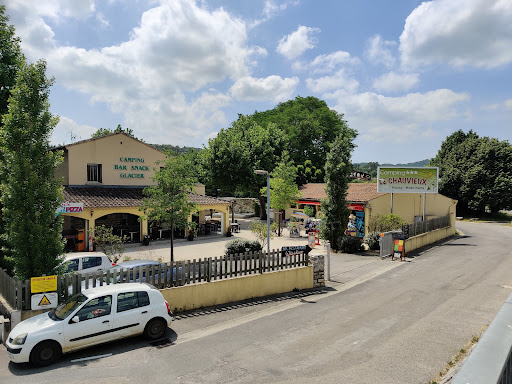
<box><xmin>2</xmin><ymin>0</ymin><xmax>511</xmax><ymax>164</ymax></box>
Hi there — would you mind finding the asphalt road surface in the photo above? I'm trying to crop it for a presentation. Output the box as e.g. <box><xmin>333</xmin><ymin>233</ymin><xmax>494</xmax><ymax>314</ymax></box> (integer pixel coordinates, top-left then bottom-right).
<box><xmin>1</xmin><ymin>221</ymin><xmax>511</xmax><ymax>383</ymax></box>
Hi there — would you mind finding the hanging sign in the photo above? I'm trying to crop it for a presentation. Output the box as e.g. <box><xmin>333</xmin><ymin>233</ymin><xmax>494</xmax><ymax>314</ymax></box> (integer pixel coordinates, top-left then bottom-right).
<box><xmin>56</xmin><ymin>202</ymin><xmax>84</xmax><ymax>215</ymax></box>
<box><xmin>377</xmin><ymin>167</ymin><xmax>438</xmax><ymax>194</ymax></box>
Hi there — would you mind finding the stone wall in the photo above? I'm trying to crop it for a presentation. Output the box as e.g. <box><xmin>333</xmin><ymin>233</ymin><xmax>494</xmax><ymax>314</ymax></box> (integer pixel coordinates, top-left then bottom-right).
<box><xmin>231</xmin><ymin>198</ymin><xmax>258</xmax><ymax>214</ymax></box>
<box><xmin>309</xmin><ymin>254</ymin><xmax>325</xmax><ymax>287</ymax></box>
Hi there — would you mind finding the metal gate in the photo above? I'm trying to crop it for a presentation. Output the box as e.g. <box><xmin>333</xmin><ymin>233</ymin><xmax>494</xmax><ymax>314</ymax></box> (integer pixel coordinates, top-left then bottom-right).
<box><xmin>379</xmin><ymin>231</ymin><xmax>401</xmax><ymax>258</ymax></box>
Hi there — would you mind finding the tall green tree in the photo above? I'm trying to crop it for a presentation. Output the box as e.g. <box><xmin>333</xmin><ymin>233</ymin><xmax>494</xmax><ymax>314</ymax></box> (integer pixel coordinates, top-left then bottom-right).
<box><xmin>252</xmin><ymin>96</ymin><xmax>356</xmax><ymax>184</ymax></box>
<box><xmin>0</xmin><ymin>6</ymin><xmax>25</xmax><ymax>272</ymax></box>
<box><xmin>140</xmin><ymin>153</ymin><xmax>198</xmax><ymax>262</ymax></box>
<box><xmin>0</xmin><ymin>6</ymin><xmax>24</xmax><ymax>121</ymax></box>
<box><xmin>263</xmin><ymin>153</ymin><xmax>301</xmax><ymax>236</ymax></box>
<box><xmin>319</xmin><ymin>134</ymin><xmax>356</xmax><ymax>252</ymax></box>
<box><xmin>430</xmin><ymin>130</ymin><xmax>512</xmax><ymax>215</ymax></box>
<box><xmin>201</xmin><ymin>115</ymin><xmax>285</xmax><ymax>219</ymax></box>
<box><xmin>0</xmin><ymin>60</ymin><xmax>64</xmax><ymax>280</ymax></box>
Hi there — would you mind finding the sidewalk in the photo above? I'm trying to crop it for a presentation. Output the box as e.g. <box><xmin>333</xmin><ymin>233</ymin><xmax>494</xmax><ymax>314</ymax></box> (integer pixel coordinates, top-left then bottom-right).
<box><xmin>78</xmin><ymin>217</ymin><xmax>397</xmax><ymax>288</ymax></box>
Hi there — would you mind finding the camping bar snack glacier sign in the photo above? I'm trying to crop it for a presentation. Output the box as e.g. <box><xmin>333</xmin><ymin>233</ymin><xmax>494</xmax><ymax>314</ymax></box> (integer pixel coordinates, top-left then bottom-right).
<box><xmin>377</xmin><ymin>167</ymin><xmax>439</xmax><ymax>194</ymax></box>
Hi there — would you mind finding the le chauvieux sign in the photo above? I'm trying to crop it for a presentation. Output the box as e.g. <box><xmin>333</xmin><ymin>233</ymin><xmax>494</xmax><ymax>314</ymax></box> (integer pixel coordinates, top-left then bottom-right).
<box><xmin>377</xmin><ymin>167</ymin><xmax>439</xmax><ymax>194</ymax></box>
<box><xmin>114</xmin><ymin>157</ymin><xmax>150</xmax><ymax>179</ymax></box>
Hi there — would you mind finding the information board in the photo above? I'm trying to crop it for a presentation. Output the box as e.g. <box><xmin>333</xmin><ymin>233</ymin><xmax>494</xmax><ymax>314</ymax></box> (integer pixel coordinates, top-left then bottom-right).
<box><xmin>377</xmin><ymin>167</ymin><xmax>439</xmax><ymax>194</ymax></box>
<box><xmin>31</xmin><ymin>275</ymin><xmax>57</xmax><ymax>293</ymax></box>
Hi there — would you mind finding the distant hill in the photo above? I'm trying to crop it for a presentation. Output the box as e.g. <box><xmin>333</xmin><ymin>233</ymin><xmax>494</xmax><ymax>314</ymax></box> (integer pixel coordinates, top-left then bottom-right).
<box><xmin>352</xmin><ymin>159</ymin><xmax>430</xmax><ymax>179</ymax></box>
<box><xmin>150</xmin><ymin>144</ymin><xmax>202</xmax><ymax>154</ymax></box>
<box><xmin>380</xmin><ymin>159</ymin><xmax>430</xmax><ymax>167</ymax></box>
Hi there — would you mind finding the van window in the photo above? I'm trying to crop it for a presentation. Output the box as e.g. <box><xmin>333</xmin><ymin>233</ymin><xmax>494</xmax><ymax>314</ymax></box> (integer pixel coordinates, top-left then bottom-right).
<box><xmin>82</xmin><ymin>257</ymin><xmax>102</xmax><ymax>269</ymax></box>
<box><xmin>65</xmin><ymin>259</ymin><xmax>79</xmax><ymax>272</ymax></box>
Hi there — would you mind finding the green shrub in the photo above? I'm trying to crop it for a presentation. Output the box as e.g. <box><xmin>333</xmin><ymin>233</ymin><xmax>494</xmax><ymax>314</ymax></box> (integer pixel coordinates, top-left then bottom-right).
<box><xmin>225</xmin><ymin>238</ymin><xmax>262</xmax><ymax>256</ymax></box>
<box><xmin>369</xmin><ymin>214</ymin><xmax>408</xmax><ymax>233</ymax></box>
<box><xmin>339</xmin><ymin>236</ymin><xmax>363</xmax><ymax>253</ymax></box>
<box><xmin>303</xmin><ymin>205</ymin><xmax>316</xmax><ymax>217</ymax></box>
<box><xmin>364</xmin><ymin>231</ymin><xmax>381</xmax><ymax>250</ymax></box>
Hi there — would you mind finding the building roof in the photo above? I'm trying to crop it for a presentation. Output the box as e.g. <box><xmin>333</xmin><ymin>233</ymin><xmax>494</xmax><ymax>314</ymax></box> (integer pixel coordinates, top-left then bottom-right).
<box><xmin>63</xmin><ymin>186</ymin><xmax>231</xmax><ymax>208</ymax></box>
<box><xmin>298</xmin><ymin>183</ymin><xmax>385</xmax><ymax>204</ymax></box>
<box><xmin>51</xmin><ymin>132</ymin><xmax>165</xmax><ymax>154</ymax></box>
<box><xmin>298</xmin><ymin>183</ymin><xmax>327</xmax><ymax>201</ymax></box>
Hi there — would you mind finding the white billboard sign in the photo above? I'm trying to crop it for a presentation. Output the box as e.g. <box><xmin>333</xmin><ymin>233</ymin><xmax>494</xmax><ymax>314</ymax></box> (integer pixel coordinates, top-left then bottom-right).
<box><xmin>377</xmin><ymin>167</ymin><xmax>439</xmax><ymax>194</ymax></box>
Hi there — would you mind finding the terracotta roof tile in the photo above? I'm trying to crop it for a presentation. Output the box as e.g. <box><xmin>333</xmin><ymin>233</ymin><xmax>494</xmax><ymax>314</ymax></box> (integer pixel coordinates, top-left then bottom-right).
<box><xmin>63</xmin><ymin>186</ymin><xmax>231</xmax><ymax>208</ymax></box>
<box><xmin>298</xmin><ymin>183</ymin><xmax>385</xmax><ymax>203</ymax></box>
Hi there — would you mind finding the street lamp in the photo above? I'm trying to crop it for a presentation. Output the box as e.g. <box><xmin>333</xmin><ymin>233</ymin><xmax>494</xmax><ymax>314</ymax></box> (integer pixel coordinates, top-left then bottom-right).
<box><xmin>254</xmin><ymin>169</ymin><xmax>270</xmax><ymax>254</ymax></box>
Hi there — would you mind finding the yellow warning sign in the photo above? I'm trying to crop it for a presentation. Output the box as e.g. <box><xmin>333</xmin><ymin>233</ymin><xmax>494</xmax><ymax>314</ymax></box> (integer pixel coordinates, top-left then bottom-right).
<box><xmin>31</xmin><ymin>275</ymin><xmax>57</xmax><ymax>293</ymax></box>
<box><xmin>31</xmin><ymin>292</ymin><xmax>58</xmax><ymax>310</ymax></box>
<box><xmin>38</xmin><ymin>295</ymin><xmax>51</xmax><ymax>306</ymax></box>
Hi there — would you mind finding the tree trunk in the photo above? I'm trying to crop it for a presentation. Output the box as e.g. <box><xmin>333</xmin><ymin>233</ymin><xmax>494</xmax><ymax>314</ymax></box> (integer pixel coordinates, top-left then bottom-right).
<box><xmin>170</xmin><ymin>224</ymin><xmax>175</xmax><ymax>263</ymax></box>
<box><xmin>258</xmin><ymin>194</ymin><xmax>266</xmax><ymax>220</ymax></box>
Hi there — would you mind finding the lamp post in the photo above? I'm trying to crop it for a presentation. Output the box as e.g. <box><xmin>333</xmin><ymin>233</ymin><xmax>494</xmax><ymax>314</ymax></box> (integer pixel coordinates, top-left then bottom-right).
<box><xmin>254</xmin><ymin>169</ymin><xmax>270</xmax><ymax>254</ymax></box>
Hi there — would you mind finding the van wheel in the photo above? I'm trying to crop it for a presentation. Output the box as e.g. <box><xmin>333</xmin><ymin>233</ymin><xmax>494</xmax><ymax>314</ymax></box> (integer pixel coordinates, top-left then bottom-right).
<box><xmin>144</xmin><ymin>318</ymin><xmax>166</xmax><ymax>340</ymax></box>
<box><xmin>30</xmin><ymin>340</ymin><xmax>61</xmax><ymax>367</ymax></box>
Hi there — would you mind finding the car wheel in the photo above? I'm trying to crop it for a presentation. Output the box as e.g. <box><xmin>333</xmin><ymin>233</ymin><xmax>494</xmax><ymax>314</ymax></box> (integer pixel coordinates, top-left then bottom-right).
<box><xmin>144</xmin><ymin>318</ymin><xmax>167</xmax><ymax>340</ymax></box>
<box><xmin>30</xmin><ymin>340</ymin><xmax>62</xmax><ymax>367</ymax></box>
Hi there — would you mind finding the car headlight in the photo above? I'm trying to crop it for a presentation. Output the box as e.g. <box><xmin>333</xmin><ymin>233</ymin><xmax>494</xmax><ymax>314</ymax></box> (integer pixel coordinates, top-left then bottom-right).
<box><xmin>11</xmin><ymin>333</ymin><xmax>28</xmax><ymax>345</ymax></box>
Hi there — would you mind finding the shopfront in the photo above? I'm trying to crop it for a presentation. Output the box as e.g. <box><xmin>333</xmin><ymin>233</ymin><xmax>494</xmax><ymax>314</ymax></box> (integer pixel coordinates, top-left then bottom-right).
<box><xmin>55</xmin><ymin>133</ymin><xmax>231</xmax><ymax>251</ymax></box>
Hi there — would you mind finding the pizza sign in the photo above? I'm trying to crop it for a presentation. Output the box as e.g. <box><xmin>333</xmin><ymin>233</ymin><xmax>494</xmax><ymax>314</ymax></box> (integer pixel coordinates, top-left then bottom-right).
<box><xmin>56</xmin><ymin>202</ymin><xmax>84</xmax><ymax>215</ymax></box>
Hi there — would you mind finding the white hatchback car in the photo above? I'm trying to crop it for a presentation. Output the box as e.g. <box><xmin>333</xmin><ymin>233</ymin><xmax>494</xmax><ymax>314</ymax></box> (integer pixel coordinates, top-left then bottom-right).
<box><xmin>5</xmin><ymin>283</ymin><xmax>173</xmax><ymax>367</ymax></box>
<box><xmin>61</xmin><ymin>254</ymin><xmax>115</xmax><ymax>275</ymax></box>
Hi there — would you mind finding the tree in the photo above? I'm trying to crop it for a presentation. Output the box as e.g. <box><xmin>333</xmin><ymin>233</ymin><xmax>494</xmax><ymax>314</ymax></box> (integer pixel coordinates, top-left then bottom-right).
<box><xmin>263</xmin><ymin>153</ymin><xmax>301</xmax><ymax>236</ymax></box>
<box><xmin>252</xmin><ymin>96</ymin><xmax>357</xmax><ymax>185</ymax></box>
<box><xmin>140</xmin><ymin>152</ymin><xmax>198</xmax><ymax>262</ymax></box>
<box><xmin>430</xmin><ymin>130</ymin><xmax>512</xmax><ymax>215</ymax></box>
<box><xmin>91</xmin><ymin>225</ymin><xmax>127</xmax><ymax>263</ymax></box>
<box><xmin>249</xmin><ymin>221</ymin><xmax>278</xmax><ymax>250</ymax></box>
<box><xmin>0</xmin><ymin>6</ymin><xmax>25</xmax><ymax>273</ymax></box>
<box><xmin>0</xmin><ymin>6</ymin><xmax>24</xmax><ymax>121</ymax></box>
<box><xmin>0</xmin><ymin>60</ymin><xmax>64</xmax><ymax>280</ymax></box>
<box><xmin>319</xmin><ymin>134</ymin><xmax>356</xmax><ymax>252</ymax></box>
<box><xmin>201</xmin><ymin>115</ymin><xmax>285</xmax><ymax>219</ymax></box>
<box><xmin>91</xmin><ymin>124</ymin><xmax>137</xmax><ymax>140</ymax></box>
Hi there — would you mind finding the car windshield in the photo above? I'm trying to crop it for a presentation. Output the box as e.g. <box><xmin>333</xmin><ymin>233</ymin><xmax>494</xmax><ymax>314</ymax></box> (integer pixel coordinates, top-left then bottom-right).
<box><xmin>50</xmin><ymin>293</ymin><xmax>88</xmax><ymax>320</ymax></box>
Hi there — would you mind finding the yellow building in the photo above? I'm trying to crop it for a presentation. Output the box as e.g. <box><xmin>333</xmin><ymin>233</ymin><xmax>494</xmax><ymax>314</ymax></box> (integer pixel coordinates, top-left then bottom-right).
<box><xmin>54</xmin><ymin>133</ymin><xmax>231</xmax><ymax>251</ymax></box>
<box><xmin>286</xmin><ymin>183</ymin><xmax>457</xmax><ymax>237</ymax></box>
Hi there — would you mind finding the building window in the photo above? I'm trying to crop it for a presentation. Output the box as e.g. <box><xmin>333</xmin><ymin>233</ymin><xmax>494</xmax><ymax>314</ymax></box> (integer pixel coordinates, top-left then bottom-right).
<box><xmin>87</xmin><ymin>164</ymin><xmax>102</xmax><ymax>183</ymax></box>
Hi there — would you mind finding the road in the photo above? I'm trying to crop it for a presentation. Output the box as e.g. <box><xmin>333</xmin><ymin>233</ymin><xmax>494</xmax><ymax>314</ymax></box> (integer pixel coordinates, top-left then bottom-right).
<box><xmin>1</xmin><ymin>221</ymin><xmax>511</xmax><ymax>383</ymax></box>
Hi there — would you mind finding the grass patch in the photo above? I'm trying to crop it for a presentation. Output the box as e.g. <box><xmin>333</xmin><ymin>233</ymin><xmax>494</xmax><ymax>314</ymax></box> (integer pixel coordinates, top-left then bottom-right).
<box><xmin>431</xmin><ymin>327</ymin><xmax>486</xmax><ymax>384</ymax></box>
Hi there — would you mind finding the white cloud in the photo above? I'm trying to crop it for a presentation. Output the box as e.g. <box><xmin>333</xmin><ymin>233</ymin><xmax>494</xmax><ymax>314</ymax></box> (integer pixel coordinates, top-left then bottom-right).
<box><xmin>365</xmin><ymin>35</ymin><xmax>397</xmax><ymax>68</ymax></box>
<box><xmin>250</xmin><ymin>0</ymin><xmax>300</xmax><ymax>28</ymax></box>
<box><xmin>52</xmin><ymin>116</ymin><xmax>98</xmax><ymax>145</ymax></box>
<box><xmin>400</xmin><ymin>0</ymin><xmax>512</xmax><ymax>68</ymax></box>
<box><xmin>5</xmin><ymin>0</ymin><xmax>270</xmax><ymax>145</ymax></box>
<box><xmin>276</xmin><ymin>25</ymin><xmax>320</xmax><ymax>59</ymax></box>
<box><xmin>324</xmin><ymin>89</ymin><xmax>470</xmax><ymax>142</ymax></box>
<box><xmin>230</xmin><ymin>76</ymin><xmax>299</xmax><ymax>102</ymax></box>
<box><xmin>306</xmin><ymin>69</ymin><xmax>359</xmax><ymax>94</ymax></box>
<box><xmin>505</xmin><ymin>99</ymin><xmax>512</xmax><ymax>111</ymax></box>
<box><xmin>372</xmin><ymin>72</ymin><xmax>419</xmax><ymax>93</ymax></box>
<box><xmin>293</xmin><ymin>51</ymin><xmax>359</xmax><ymax>73</ymax></box>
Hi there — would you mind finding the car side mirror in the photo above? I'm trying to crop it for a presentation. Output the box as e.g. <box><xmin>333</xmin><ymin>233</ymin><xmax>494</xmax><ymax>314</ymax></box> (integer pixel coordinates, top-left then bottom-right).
<box><xmin>71</xmin><ymin>316</ymin><xmax>80</xmax><ymax>323</ymax></box>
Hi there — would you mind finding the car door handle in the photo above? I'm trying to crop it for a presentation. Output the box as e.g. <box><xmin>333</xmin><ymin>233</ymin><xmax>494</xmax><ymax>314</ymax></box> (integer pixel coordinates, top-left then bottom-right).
<box><xmin>102</xmin><ymin>320</ymin><xmax>109</xmax><ymax>323</ymax></box>
<box><xmin>141</xmin><ymin>311</ymin><xmax>148</xmax><ymax>314</ymax></box>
